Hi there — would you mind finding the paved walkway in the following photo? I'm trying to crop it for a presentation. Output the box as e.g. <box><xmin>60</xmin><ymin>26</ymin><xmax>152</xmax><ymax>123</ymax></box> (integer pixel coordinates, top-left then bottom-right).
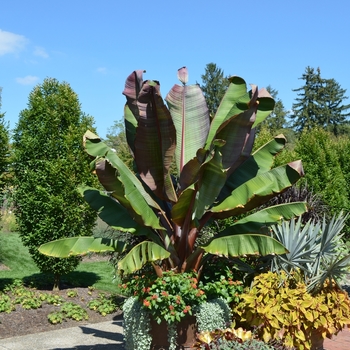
<box><xmin>0</xmin><ymin>319</ymin><xmax>348</xmax><ymax>349</ymax></box>
<box><xmin>324</xmin><ymin>327</ymin><xmax>350</xmax><ymax>350</ymax></box>
<box><xmin>0</xmin><ymin>319</ymin><xmax>124</xmax><ymax>350</ymax></box>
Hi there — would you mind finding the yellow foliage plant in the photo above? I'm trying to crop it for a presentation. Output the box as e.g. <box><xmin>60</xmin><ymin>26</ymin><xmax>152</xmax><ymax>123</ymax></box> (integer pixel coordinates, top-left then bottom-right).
<box><xmin>233</xmin><ymin>271</ymin><xmax>350</xmax><ymax>350</ymax></box>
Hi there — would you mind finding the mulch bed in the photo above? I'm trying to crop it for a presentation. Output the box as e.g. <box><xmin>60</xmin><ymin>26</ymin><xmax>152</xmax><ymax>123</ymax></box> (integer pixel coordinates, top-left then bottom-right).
<box><xmin>0</xmin><ymin>286</ymin><xmax>123</xmax><ymax>339</ymax></box>
<box><xmin>0</xmin><ymin>255</ymin><xmax>123</xmax><ymax>339</ymax></box>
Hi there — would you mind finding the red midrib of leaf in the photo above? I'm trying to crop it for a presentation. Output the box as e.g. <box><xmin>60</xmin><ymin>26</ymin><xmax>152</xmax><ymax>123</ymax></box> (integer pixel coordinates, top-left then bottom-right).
<box><xmin>180</xmin><ymin>85</ymin><xmax>186</xmax><ymax>171</ymax></box>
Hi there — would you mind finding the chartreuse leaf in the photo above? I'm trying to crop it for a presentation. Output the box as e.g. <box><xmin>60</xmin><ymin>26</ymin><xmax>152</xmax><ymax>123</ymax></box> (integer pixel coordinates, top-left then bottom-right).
<box><xmin>211</xmin><ymin>162</ymin><xmax>303</xmax><ymax>219</ymax></box>
<box><xmin>39</xmin><ymin>237</ymin><xmax>126</xmax><ymax>258</ymax></box>
<box><xmin>117</xmin><ymin>241</ymin><xmax>170</xmax><ymax>274</ymax></box>
<box><xmin>201</xmin><ymin>234</ymin><xmax>287</xmax><ymax>257</ymax></box>
<box><xmin>166</xmin><ymin>81</ymin><xmax>210</xmax><ymax>172</ymax></box>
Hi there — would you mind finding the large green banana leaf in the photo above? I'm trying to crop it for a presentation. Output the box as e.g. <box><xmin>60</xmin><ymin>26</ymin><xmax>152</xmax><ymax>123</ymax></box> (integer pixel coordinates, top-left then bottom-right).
<box><xmin>83</xmin><ymin>130</ymin><xmax>111</xmax><ymax>157</ymax></box>
<box><xmin>211</xmin><ymin>161</ymin><xmax>303</xmax><ymax>219</ymax></box>
<box><xmin>205</xmin><ymin>76</ymin><xmax>248</xmax><ymax>148</ymax></box>
<box><xmin>205</xmin><ymin>78</ymin><xmax>275</xmax><ymax>150</ymax></box>
<box><xmin>105</xmin><ymin>151</ymin><xmax>166</xmax><ymax>229</ymax></box>
<box><xmin>201</xmin><ymin>234</ymin><xmax>288</xmax><ymax>257</ymax></box>
<box><xmin>178</xmin><ymin>148</ymin><xmax>207</xmax><ymax>192</ymax></box>
<box><xmin>94</xmin><ymin>159</ymin><xmax>136</xmax><ymax>212</ymax></box>
<box><xmin>252</xmin><ymin>135</ymin><xmax>286</xmax><ymax>172</ymax></box>
<box><xmin>171</xmin><ymin>147</ymin><xmax>226</xmax><ymax>226</ymax></box>
<box><xmin>218</xmin><ymin>135</ymin><xmax>288</xmax><ymax>201</ymax></box>
<box><xmin>216</xmin><ymin>202</ymin><xmax>308</xmax><ymax>237</ymax></box>
<box><xmin>253</xmin><ymin>88</ymin><xmax>276</xmax><ymax>127</ymax></box>
<box><xmin>78</xmin><ymin>186</ymin><xmax>159</xmax><ymax>241</ymax></box>
<box><xmin>118</xmin><ymin>241</ymin><xmax>171</xmax><ymax>274</ymax></box>
<box><xmin>84</xmin><ymin>132</ymin><xmax>166</xmax><ymax>231</ymax></box>
<box><xmin>171</xmin><ymin>187</ymin><xmax>196</xmax><ymax>227</ymax></box>
<box><xmin>193</xmin><ymin>148</ymin><xmax>226</xmax><ymax>221</ymax></box>
<box><xmin>39</xmin><ymin>237</ymin><xmax>126</xmax><ymax>258</ymax></box>
<box><xmin>213</xmin><ymin>103</ymin><xmax>256</xmax><ymax>173</ymax></box>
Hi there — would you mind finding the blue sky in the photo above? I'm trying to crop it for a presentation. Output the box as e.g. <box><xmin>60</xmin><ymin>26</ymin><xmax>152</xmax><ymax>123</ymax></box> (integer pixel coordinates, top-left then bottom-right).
<box><xmin>1</xmin><ymin>0</ymin><xmax>350</xmax><ymax>138</ymax></box>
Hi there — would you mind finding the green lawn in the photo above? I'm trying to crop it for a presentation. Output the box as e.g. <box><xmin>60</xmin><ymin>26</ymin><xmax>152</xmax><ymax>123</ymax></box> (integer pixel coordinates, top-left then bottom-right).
<box><xmin>0</xmin><ymin>231</ymin><xmax>121</xmax><ymax>293</ymax></box>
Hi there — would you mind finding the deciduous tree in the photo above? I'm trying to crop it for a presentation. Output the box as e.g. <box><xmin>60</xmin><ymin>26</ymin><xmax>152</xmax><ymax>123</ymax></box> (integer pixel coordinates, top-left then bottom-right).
<box><xmin>105</xmin><ymin>120</ymin><xmax>133</xmax><ymax>170</ymax></box>
<box><xmin>295</xmin><ymin>128</ymin><xmax>349</xmax><ymax>219</ymax></box>
<box><xmin>13</xmin><ymin>78</ymin><xmax>97</xmax><ymax>290</ymax></box>
<box><xmin>0</xmin><ymin>88</ymin><xmax>10</xmax><ymax>189</ymax></box>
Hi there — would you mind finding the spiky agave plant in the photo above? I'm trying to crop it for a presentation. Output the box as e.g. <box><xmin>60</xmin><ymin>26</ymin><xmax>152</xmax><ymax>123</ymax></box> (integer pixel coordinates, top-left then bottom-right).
<box><xmin>39</xmin><ymin>67</ymin><xmax>306</xmax><ymax>277</ymax></box>
<box><xmin>270</xmin><ymin>212</ymin><xmax>350</xmax><ymax>293</ymax></box>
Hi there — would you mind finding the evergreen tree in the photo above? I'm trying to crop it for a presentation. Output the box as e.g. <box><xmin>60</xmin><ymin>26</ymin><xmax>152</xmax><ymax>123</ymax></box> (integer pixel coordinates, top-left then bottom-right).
<box><xmin>292</xmin><ymin>67</ymin><xmax>350</xmax><ymax>134</ymax></box>
<box><xmin>200</xmin><ymin>63</ymin><xmax>229</xmax><ymax>117</ymax></box>
<box><xmin>322</xmin><ymin>78</ymin><xmax>350</xmax><ymax>136</ymax></box>
<box><xmin>13</xmin><ymin>78</ymin><xmax>98</xmax><ymax>290</ymax></box>
<box><xmin>291</xmin><ymin>67</ymin><xmax>323</xmax><ymax>132</ymax></box>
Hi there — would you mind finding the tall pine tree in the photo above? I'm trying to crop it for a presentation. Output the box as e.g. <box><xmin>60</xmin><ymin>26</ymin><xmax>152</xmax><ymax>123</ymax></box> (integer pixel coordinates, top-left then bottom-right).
<box><xmin>292</xmin><ymin>66</ymin><xmax>350</xmax><ymax>134</ymax></box>
<box><xmin>322</xmin><ymin>78</ymin><xmax>350</xmax><ymax>135</ymax></box>
<box><xmin>291</xmin><ymin>67</ymin><xmax>323</xmax><ymax>132</ymax></box>
<box><xmin>200</xmin><ymin>63</ymin><xmax>229</xmax><ymax>117</ymax></box>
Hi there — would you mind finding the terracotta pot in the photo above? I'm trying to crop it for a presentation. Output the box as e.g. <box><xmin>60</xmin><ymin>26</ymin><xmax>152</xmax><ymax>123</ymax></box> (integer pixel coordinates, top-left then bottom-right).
<box><xmin>150</xmin><ymin>315</ymin><xmax>197</xmax><ymax>350</ymax></box>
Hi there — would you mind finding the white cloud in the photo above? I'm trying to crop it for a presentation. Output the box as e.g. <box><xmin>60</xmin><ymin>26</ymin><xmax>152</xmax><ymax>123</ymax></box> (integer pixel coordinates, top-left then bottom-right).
<box><xmin>0</xmin><ymin>29</ymin><xmax>27</xmax><ymax>56</ymax></box>
<box><xmin>33</xmin><ymin>46</ymin><xmax>49</xmax><ymax>58</ymax></box>
<box><xmin>16</xmin><ymin>75</ymin><xmax>39</xmax><ymax>85</ymax></box>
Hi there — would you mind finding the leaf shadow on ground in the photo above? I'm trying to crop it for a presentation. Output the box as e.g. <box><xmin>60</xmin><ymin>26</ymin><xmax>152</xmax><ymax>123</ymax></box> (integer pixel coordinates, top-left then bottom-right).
<box><xmin>14</xmin><ymin>271</ymin><xmax>102</xmax><ymax>290</ymax></box>
<box><xmin>0</xmin><ymin>277</ymin><xmax>14</xmax><ymax>290</ymax></box>
<box><xmin>50</xmin><ymin>318</ymin><xmax>124</xmax><ymax>350</ymax></box>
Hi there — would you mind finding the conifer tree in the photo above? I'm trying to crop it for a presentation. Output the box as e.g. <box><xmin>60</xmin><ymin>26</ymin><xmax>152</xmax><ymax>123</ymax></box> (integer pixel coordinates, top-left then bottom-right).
<box><xmin>292</xmin><ymin>67</ymin><xmax>350</xmax><ymax>134</ymax></box>
<box><xmin>200</xmin><ymin>63</ymin><xmax>229</xmax><ymax>117</ymax></box>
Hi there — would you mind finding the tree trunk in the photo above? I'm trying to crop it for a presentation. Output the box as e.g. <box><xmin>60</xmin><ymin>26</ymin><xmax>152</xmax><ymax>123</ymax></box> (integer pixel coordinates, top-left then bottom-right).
<box><xmin>53</xmin><ymin>273</ymin><xmax>60</xmax><ymax>291</ymax></box>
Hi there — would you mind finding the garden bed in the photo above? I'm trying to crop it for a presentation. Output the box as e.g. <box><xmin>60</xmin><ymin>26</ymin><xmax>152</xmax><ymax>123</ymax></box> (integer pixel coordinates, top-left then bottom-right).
<box><xmin>0</xmin><ymin>285</ymin><xmax>123</xmax><ymax>339</ymax></box>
